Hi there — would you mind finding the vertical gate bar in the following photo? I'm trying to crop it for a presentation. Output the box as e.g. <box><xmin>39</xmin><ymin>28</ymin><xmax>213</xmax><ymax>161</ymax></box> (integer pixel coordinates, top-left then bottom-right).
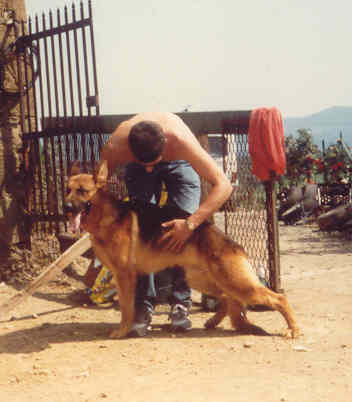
<box><xmin>80</xmin><ymin>1</ymin><xmax>91</xmax><ymax>116</ymax></box>
<box><xmin>72</xmin><ymin>3</ymin><xmax>87</xmax><ymax>168</ymax></box>
<box><xmin>20</xmin><ymin>21</ymin><xmax>32</xmax><ymax>135</ymax></box>
<box><xmin>88</xmin><ymin>0</ymin><xmax>102</xmax><ymax>156</ymax></box>
<box><xmin>88</xmin><ymin>0</ymin><xmax>99</xmax><ymax>116</ymax></box>
<box><xmin>27</xmin><ymin>16</ymin><xmax>39</xmax><ymax>137</ymax></box>
<box><xmin>34</xmin><ymin>14</ymin><xmax>45</xmax><ymax>232</ymax></box>
<box><xmin>42</xmin><ymin>14</ymin><xmax>52</xmax><ymax>121</ymax></box>
<box><xmin>265</xmin><ymin>174</ymin><xmax>282</xmax><ymax>292</ymax></box>
<box><xmin>49</xmin><ymin>10</ymin><xmax>60</xmax><ymax>119</ymax></box>
<box><xmin>42</xmin><ymin>12</ymin><xmax>55</xmax><ymax>232</ymax></box>
<box><xmin>64</xmin><ymin>5</ymin><xmax>79</xmax><ymax>161</ymax></box>
<box><xmin>57</xmin><ymin>9</ymin><xmax>67</xmax><ymax>122</ymax></box>
<box><xmin>72</xmin><ymin>3</ymin><xmax>83</xmax><ymax>117</ymax></box>
<box><xmin>81</xmin><ymin>2</ymin><xmax>95</xmax><ymax>168</ymax></box>
<box><xmin>49</xmin><ymin>9</ymin><xmax>63</xmax><ymax>232</ymax></box>
<box><xmin>57</xmin><ymin>7</ymin><xmax>70</xmax><ymax>232</ymax></box>
<box><xmin>80</xmin><ymin>1</ymin><xmax>95</xmax><ymax>167</ymax></box>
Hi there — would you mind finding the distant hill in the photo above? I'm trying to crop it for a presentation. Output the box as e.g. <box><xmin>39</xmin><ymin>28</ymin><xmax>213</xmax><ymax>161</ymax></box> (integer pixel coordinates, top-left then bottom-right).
<box><xmin>283</xmin><ymin>106</ymin><xmax>352</xmax><ymax>147</ymax></box>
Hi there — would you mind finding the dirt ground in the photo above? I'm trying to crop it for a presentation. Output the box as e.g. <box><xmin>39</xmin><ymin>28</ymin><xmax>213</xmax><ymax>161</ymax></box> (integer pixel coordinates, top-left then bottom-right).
<box><xmin>0</xmin><ymin>222</ymin><xmax>351</xmax><ymax>402</ymax></box>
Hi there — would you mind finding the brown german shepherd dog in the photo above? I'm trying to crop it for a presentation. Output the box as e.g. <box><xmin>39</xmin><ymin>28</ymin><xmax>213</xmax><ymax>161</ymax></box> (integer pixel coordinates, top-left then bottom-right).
<box><xmin>65</xmin><ymin>160</ymin><xmax>299</xmax><ymax>339</ymax></box>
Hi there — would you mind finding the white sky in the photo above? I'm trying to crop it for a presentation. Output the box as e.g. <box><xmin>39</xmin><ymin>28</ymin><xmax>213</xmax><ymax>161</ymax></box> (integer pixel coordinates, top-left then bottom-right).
<box><xmin>26</xmin><ymin>0</ymin><xmax>352</xmax><ymax>118</ymax></box>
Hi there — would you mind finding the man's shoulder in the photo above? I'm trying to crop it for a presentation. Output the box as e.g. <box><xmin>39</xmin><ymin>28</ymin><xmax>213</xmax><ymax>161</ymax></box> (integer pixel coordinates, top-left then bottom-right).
<box><xmin>114</xmin><ymin>111</ymin><xmax>192</xmax><ymax>149</ymax></box>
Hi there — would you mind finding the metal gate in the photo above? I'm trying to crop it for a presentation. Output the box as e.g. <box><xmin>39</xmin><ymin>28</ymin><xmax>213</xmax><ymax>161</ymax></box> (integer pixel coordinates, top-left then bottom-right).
<box><xmin>17</xmin><ymin>0</ymin><xmax>100</xmax><ymax>234</ymax></box>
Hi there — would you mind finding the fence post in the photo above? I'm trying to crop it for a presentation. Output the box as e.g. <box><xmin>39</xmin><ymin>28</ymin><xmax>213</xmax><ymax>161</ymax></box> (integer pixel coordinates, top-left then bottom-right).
<box><xmin>265</xmin><ymin>173</ymin><xmax>282</xmax><ymax>292</ymax></box>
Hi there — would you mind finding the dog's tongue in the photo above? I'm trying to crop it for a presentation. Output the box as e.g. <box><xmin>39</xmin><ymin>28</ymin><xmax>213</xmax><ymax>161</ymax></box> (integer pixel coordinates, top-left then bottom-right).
<box><xmin>69</xmin><ymin>212</ymin><xmax>81</xmax><ymax>234</ymax></box>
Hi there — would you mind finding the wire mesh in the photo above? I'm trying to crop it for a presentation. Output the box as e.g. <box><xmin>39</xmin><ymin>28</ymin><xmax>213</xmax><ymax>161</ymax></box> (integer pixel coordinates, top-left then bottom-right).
<box><xmin>220</xmin><ymin>132</ymin><xmax>270</xmax><ymax>284</ymax></box>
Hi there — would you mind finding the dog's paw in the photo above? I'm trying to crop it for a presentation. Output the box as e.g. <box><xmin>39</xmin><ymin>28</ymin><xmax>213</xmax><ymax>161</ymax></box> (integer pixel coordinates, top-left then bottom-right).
<box><xmin>109</xmin><ymin>328</ymin><xmax>128</xmax><ymax>339</ymax></box>
<box><xmin>204</xmin><ymin>317</ymin><xmax>219</xmax><ymax>329</ymax></box>
<box><xmin>284</xmin><ymin>327</ymin><xmax>300</xmax><ymax>339</ymax></box>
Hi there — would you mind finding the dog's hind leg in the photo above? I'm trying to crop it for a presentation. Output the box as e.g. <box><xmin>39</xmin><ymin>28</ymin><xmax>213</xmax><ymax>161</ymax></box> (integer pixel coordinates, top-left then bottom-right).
<box><xmin>204</xmin><ymin>295</ymin><xmax>227</xmax><ymax>329</ymax></box>
<box><xmin>227</xmin><ymin>299</ymin><xmax>269</xmax><ymax>335</ymax></box>
<box><xmin>227</xmin><ymin>300</ymin><xmax>248</xmax><ymax>330</ymax></box>
<box><xmin>244</xmin><ymin>287</ymin><xmax>299</xmax><ymax>338</ymax></box>
<box><xmin>203</xmin><ymin>296</ymin><xmax>263</xmax><ymax>334</ymax></box>
<box><xmin>208</xmin><ymin>255</ymin><xmax>299</xmax><ymax>338</ymax></box>
<box><xmin>185</xmin><ymin>270</ymin><xmax>228</xmax><ymax>329</ymax></box>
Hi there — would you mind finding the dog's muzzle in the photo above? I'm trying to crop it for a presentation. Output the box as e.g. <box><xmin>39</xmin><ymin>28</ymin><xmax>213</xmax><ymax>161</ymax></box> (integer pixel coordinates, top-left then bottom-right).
<box><xmin>64</xmin><ymin>201</ymin><xmax>91</xmax><ymax>215</ymax></box>
<box><xmin>64</xmin><ymin>201</ymin><xmax>91</xmax><ymax>233</ymax></box>
<box><xmin>63</xmin><ymin>201</ymin><xmax>77</xmax><ymax>214</ymax></box>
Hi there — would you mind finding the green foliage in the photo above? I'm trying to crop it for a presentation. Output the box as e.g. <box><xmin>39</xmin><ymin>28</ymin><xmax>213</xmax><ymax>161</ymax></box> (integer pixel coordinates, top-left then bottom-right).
<box><xmin>321</xmin><ymin>140</ymin><xmax>352</xmax><ymax>183</ymax></box>
<box><xmin>284</xmin><ymin>129</ymin><xmax>322</xmax><ymax>186</ymax></box>
<box><xmin>283</xmin><ymin>129</ymin><xmax>352</xmax><ymax>187</ymax></box>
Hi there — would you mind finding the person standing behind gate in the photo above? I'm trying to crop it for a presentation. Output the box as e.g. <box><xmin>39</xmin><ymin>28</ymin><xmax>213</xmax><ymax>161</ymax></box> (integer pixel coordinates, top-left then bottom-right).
<box><xmin>100</xmin><ymin>112</ymin><xmax>233</xmax><ymax>336</ymax></box>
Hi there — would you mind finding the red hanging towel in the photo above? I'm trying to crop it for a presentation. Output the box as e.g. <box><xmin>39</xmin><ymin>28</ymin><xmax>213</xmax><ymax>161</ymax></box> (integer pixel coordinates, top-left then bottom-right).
<box><xmin>248</xmin><ymin>107</ymin><xmax>286</xmax><ymax>181</ymax></box>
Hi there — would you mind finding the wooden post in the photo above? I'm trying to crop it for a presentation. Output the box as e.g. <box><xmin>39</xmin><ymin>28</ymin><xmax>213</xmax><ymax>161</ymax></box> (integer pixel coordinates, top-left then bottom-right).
<box><xmin>322</xmin><ymin>140</ymin><xmax>328</xmax><ymax>184</ymax></box>
<box><xmin>265</xmin><ymin>173</ymin><xmax>282</xmax><ymax>293</ymax></box>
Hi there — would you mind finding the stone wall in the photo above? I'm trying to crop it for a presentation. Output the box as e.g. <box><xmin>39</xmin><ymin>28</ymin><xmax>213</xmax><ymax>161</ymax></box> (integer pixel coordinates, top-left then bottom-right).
<box><xmin>0</xmin><ymin>0</ymin><xmax>29</xmax><ymax>254</ymax></box>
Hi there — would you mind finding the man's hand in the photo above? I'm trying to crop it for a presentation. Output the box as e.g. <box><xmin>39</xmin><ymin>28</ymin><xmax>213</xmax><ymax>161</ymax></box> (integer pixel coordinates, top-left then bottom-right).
<box><xmin>158</xmin><ymin>219</ymin><xmax>193</xmax><ymax>253</ymax></box>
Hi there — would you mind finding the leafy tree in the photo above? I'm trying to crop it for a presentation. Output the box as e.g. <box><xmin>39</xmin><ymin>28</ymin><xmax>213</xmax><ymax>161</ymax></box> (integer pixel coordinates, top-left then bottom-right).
<box><xmin>284</xmin><ymin>129</ymin><xmax>322</xmax><ymax>186</ymax></box>
<box><xmin>321</xmin><ymin>141</ymin><xmax>352</xmax><ymax>184</ymax></box>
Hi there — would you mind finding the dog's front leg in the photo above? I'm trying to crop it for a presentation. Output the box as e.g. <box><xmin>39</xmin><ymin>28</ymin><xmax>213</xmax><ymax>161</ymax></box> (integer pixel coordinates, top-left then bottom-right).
<box><xmin>109</xmin><ymin>271</ymin><xmax>137</xmax><ymax>339</ymax></box>
<box><xmin>90</xmin><ymin>240</ymin><xmax>137</xmax><ymax>339</ymax></box>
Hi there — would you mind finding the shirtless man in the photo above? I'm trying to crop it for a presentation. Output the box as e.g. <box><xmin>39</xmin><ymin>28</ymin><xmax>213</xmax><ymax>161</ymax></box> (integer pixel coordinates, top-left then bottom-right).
<box><xmin>100</xmin><ymin>112</ymin><xmax>233</xmax><ymax>336</ymax></box>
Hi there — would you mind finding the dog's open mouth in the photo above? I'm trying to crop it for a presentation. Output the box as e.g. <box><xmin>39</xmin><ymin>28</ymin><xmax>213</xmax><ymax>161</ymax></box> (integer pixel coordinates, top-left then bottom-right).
<box><xmin>67</xmin><ymin>202</ymin><xmax>91</xmax><ymax>234</ymax></box>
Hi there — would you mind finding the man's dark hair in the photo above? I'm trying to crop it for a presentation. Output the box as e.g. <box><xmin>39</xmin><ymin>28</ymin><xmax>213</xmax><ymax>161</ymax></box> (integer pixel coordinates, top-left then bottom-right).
<box><xmin>128</xmin><ymin>121</ymin><xmax>166</xmax><ymax>163</ymax></box>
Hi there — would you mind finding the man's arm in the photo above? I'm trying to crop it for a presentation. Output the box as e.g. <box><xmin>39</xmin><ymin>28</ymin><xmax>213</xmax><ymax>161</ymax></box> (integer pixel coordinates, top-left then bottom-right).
<box><xmin>178</xmin><ymin>135</ymin><xmax>233</xmax><ymax>228</ymax></box>
<box><xmin>99</xmin><ymin>121</ymin><xmax>134</xmax><ymax>177</ymax></box>
<box><xmin>160</xmin><ymin>128</ymin><xmax>233</xmax><ymax>252</ymax></box>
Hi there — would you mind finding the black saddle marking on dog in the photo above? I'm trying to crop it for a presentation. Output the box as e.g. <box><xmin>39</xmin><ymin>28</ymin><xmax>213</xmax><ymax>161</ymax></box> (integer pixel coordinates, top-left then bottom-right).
<box><xmin>113</xmin><ymin>198</ymin><xmax>211</xmax><ymax>243</ymax></box>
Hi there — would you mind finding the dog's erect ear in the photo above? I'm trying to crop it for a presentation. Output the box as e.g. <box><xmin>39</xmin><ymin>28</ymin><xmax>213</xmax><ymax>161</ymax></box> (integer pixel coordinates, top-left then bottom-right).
<box><xmin>70</xmin><ymin>161</ymin><xmax>81</xmax><ymax>176</ymax></box>
<box><xmin>95</xmin><ymin>160</ymin><xmax>109</xmax><ymax>188</ymax></box>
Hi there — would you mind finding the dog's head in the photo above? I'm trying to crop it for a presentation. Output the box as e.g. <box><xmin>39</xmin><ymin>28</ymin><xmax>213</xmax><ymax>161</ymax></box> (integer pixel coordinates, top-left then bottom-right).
<box><xmin>65</xmin><ymin>160</ymin><xmax>108</xmax><ymax>233</ymax></box>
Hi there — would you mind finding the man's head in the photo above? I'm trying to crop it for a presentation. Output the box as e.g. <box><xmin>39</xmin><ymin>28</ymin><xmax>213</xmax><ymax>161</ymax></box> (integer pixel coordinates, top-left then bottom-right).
<box><xmin>128</xmin><ymin>121</ymin><xmax>166</xmax><ymax>163</ymax></box>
